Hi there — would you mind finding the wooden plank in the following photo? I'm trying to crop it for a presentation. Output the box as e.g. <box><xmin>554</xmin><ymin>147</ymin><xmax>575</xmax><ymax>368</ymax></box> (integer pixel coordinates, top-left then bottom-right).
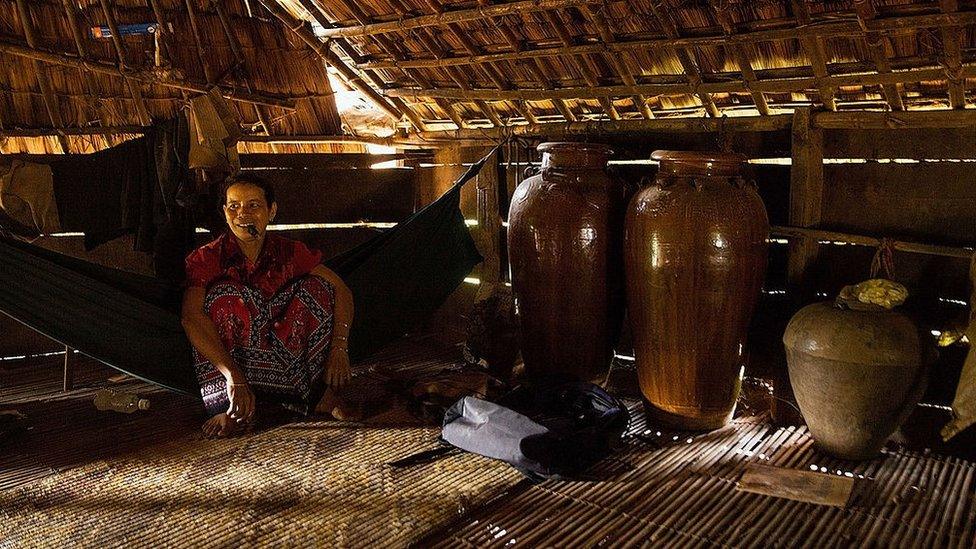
<box><xmin>824</xmin><ymin>127</ymin><xmax>976</xmax><ymax>159</ymax></box>
<box><xmin>821</xmin><ymin>163</ymin><xmax>976</xmax><ymax>243</ymax></box>
<box><xmin>738</xmin><ymin>464</ymin><xmax>855</xmax><ymax>507</ymax></box>
<box><xmin>259</xmin><ymin>168</ymin><xmax>416</xmax><ymax>224</ymax></box>
<box><xmin>240</xmin><ymin>153</ymin><xmax>409</xmax><ymax>170</ymax></box>
<box><xmin>814</xmin><ymin>109</ymin><xmax>976</xmax><ymax>129</ymax></box>
<box><xmin>771</xmin><ymin>226</ymin><xmax>974</xmax><ymax>259</ymax></box>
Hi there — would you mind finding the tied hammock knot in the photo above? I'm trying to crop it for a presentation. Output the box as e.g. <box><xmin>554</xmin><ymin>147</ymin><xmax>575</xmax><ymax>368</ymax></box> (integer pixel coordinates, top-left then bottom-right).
<box><xmin>870</xmin><ymin>237</ymin><xmax>897</xmax><ymax>280</ymax></box>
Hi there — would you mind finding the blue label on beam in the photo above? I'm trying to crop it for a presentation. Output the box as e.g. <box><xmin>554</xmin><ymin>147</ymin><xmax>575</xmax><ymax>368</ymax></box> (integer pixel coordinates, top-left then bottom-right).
<box><xmin>91</xmin><ymin>23</ymin><xmax>158</xmax><ymax>39</ymax></box>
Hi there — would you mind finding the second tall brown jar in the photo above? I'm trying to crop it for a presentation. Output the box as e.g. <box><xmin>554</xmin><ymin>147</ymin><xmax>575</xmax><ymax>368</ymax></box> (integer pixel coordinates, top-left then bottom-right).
<box><xmin>625</xmin><ymin>151</ymin><xmax>769</xmax><ymax>429</ymax></box>
<box><xmin>508</xmin><ymin>142</ymin><xmax>623</xmax><ymax>386</ymax></box>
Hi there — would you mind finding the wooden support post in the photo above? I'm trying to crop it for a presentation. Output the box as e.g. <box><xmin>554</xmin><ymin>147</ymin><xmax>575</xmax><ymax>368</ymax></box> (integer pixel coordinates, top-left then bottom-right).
<box><xmin>476</xmin><ymin>146</ymin><xmax>502</xmax><ymax>297</ymax></box>
<box><xmin>778</xmin><ymin>107</ymin><xmax>824</xmax><ymax>425</ymax></box>
<box><xmin>63</xmin><ymin>345</ymin><xmax>74</xmax><ymax>392</ymax></box>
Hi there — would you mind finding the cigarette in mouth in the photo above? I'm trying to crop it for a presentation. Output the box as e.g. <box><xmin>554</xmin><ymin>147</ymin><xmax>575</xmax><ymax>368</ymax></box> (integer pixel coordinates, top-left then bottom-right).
<box><xmin>245</xmin><ymin>225</ymin><xmax>259</xmax><ymax>237</ymax></box>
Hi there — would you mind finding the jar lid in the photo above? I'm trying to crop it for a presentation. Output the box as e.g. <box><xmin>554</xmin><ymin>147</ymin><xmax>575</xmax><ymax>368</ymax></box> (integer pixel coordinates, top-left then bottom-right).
<box><xmin>537</xmin><ymin>142</ymin><xmax>613</xmax><ymax>155</ymax></box>
<box><xmin>651</xmin><ymin>150</ymin><xmax>746</xmax><ymax>176</ymax></box>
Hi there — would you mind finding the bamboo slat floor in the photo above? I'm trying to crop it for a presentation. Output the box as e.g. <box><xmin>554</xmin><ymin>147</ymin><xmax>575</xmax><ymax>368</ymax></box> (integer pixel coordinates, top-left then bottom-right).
<box><xmin>2</xmin><ymin>343</ymin><xmax>975</xmax><ymax>547</ymax></box>
<box><xmin>418</xmin><ymin>413</ymin><xmax>976</xmax><ymax>548</ymax></box>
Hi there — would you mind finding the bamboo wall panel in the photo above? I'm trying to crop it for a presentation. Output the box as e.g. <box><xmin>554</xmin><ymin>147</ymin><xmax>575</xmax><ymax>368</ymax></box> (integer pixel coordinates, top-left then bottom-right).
<box><xmin>257</xmin><ymin>167</ymin><xmax>416</xmax><ymax>224</ymax></box>
<box><xmin>822</xmin><ymin>163</ymin><xmax>976</xmax><ymax>244</ymax></box>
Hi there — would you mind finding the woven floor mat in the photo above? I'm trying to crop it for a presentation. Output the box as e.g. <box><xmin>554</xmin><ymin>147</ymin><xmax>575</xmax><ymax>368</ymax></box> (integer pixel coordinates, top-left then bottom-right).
<box><xmin>0</xmin><ymin>418</ymin><xmax>523</xmax><ymax>547</ymax></box>
<box><xmin>419</xmin><ymin>416</ymin><xmax>976</xmax><ymax>548</ymax></box>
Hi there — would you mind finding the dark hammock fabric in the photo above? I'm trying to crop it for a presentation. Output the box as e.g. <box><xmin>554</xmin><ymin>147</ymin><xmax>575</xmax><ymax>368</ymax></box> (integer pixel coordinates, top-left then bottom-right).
<box><xmin>0</xmin><ymin>149</ymin><xmax>491</xmax><ymax>396</ymax></box>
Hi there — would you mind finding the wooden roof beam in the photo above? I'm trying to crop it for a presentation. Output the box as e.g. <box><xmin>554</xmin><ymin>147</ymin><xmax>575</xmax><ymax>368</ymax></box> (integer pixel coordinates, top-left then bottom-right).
<box><xmin>579</xmin><ymin>4</ymin><xmax>653</xmax><ymax>119</ymax></box>
<box><xmin>318</xmin><ymin>0</ymin><xmax>599</xmax><ymax>39</ymax></box>
<box><xmin>938</xmin><ymin>0</ymin><xmax>966</xmax><ymax>109</ymax></box>
<box><xmin>710</xmin><ymin>3</ymin><xmax>770</xmax><ymax>116</ymax></box>
<box><xmin>544</xmin><ymin>10</ymin><xmax>619</xmax><ymax>120</ymax></box>
<box><xmin>96</xmin><ymin>0</ymin><xmax>152</xmax><ymax>125</ymax></box>
<box><xmin>0</xmin><ymin>39</ymin><xmax>298</xmax><ymax>109</ymax></box>
<box><xmin>647</xmin><ymin>2</ymin><xmax>719</xmax><ymax>117</ymax></box>
<box><xmin>15</xmin><ymin>0</ymin><xmax>70</xmax><ymax>153</ymax></box>
<box><xmin>853</xmin><ymin>0</ymin><xmax>904</xmax><ymax>111</ymax></box>
<box><xmin>387</xmin><ymin>65</ymin><xmax>973</xmax><ymax>100</ymax></box>
<box><xmin>791</xmin><ymin>1</ymin><xmax>837</xmax><ymax>111</ymax></box>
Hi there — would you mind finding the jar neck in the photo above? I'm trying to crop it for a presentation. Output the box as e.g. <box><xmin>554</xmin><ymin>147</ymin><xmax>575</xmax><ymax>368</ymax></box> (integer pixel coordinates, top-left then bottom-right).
<box><xmin>656</xmin><ymin>159</ymin><xmax>742</xmax><ymax>177</ymax></box>
<box><xmin>541</xmin><ymin>150</ymin><xmax>610</xmax><ymax>170</ymax></box>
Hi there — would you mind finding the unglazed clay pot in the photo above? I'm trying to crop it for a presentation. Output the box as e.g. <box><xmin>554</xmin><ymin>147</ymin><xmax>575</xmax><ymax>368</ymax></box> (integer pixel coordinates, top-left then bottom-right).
<box><xmin>625</xmin><ymin>151</ymin><xmax>768</xmax><ymax>430</ymax></box>
<box><xmin>507</xmin><ymin>142</ymin><xmax>623</xmax><ymax>385</ymax></box>
<box><xmin>784</xmin><ymin>300</ymin><xmax>927</xmax><ymax>460</ymax></box>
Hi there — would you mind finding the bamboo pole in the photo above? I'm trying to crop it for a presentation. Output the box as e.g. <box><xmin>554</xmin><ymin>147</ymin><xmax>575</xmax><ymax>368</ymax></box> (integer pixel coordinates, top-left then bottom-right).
<box><xmin>183</xmin><ymin>0</ymin><xmax>215</xmax><ymax>84</ymax></box>
<box><xmin>711</xmin><ymin>2</ymin><xmax>769</xmax><ymax>115</ymax></box>
<box><xmin>57</xmin><ymin>0</ymin><xmax>104</xmax><ymax>133</ymax></box>
<box><xmin>791</xmin><ymin>0</ymin><xmax>837</xmax><ymax>111</ymax></box>
<box><xmin>97</xmin><ymin>0</ymin><xmax>152</xmax><ymax>125</ymax></box>
<box><xmin>0</xmin><ymin>126</ymin><xmax>146</xmax><ymax>137</ymax></box>
<box><xmin>255</xmin><ymin>0</ymin><xmax>413</xmax><ymax>126</ymax></box>
<box><xmin>360</xmin><ymin>10</ymin><xmax>976</xmax><ymax>71</ymax></box>
<box><xmin>853</xmin><ymin>0</ymin><xmax>904</xmax><ymax>111</ymax></box>
<box><xmin>771</xmin><ymin>226</ymin><xmax>974</xmax><ymax>259</ymax></box>
<box><xmin>939</xmin><ymin>0</ymin><xmax>967</xmax><ymax>109</ymax></box>
<box><xmin>294</xmin><ymin>0</ymin><xmax>427</xmax><ymax>131</ymax></box>
<box><xmin>648</xmin><ymin>1</ymin><xmax>719</xmax><ymax>117</ymax></box>
<box><xmin>477</xmin><ymin>0</ymin><xmax>576</xmax><ymax>122</ymax></box>
<box><xmin>580</xmin><ymin>4</ymin><xmax>653</xmax><ymax>119</ymax></box>
<box><xmin>0</xmin><ymin>40</ymin><xmax>297</xmax><ymax>109</ymax></box>
<box><xmin>14</xmin><ymin>0</ymin><xmax>70</xmax><ymax>153</ymax></box>
<box><xmin>386</xmin><ymin>66</ymin><xmax>973</xmax><ymax>101</ymax></box>
<box><xmin>317</xmin><ymin>0</ymin><xmax>600</xmax><ymax>38</ymax></box>
<box><xmin>544</xmin><ymin>9</ymin><xmax>619</xmax><ymax>120</ymax></box>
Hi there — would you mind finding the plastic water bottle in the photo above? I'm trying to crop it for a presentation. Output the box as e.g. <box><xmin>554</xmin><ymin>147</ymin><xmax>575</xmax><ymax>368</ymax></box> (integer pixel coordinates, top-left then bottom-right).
<box><xmin>93</xmin><ymin>389</ymin><xmax>150</xmax><ymax>413</ymax></box>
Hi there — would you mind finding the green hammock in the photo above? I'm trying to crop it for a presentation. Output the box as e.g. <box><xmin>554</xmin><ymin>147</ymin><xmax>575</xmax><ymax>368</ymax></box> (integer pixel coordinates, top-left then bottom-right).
<box><xmin>0</xmin><ymin>150</ymin><xmax>491</xmax><ymax>396</ymax></box>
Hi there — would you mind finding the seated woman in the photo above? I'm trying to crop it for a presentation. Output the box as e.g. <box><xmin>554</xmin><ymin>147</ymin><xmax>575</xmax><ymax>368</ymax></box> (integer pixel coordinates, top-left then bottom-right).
<box><xmin>181</xmin><ymin>174</ymin><xmax>353</xmax><ymax>437</ymax></box>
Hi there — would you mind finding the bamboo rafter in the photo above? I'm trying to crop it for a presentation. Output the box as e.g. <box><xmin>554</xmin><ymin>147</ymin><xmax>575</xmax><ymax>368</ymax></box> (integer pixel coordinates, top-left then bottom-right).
<box><xmin>939</xmin><ymin>0</ymin><xmax>966</xmax><ymax>109</ymax></box>
<box><xmin>853</xmin><ymin>0</ymin><xmax>904</xmax><ymax>111</ymax></box>
<box><xmin>385</xmin><ymin>65</ymin><xmax>976</xmax><ymax>101</ymax></box>
<box><xmin>357</xmin><ymin>10</ymin><xmax>976</xmax><ymax>71</ymax></box>
<box><xmin>14</xmin><ymin>0</ymin><xmax>69</xmax><ymax>153</ymax></box>
<box><xmin>0</xmin><ymin>40</ymin><xmax>298</xmax><ymax>109</ymax></box>
<box><xmin>97</xmin><ymin>0</ymin><xmax>152</xmax><ymax>125</ymax></box>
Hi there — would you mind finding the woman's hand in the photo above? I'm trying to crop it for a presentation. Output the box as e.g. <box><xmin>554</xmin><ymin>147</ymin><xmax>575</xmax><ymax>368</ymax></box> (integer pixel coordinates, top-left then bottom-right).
<box><xmin>226</xmin><ymin>380</ymin><xmax>256</xmax><ymax>424</ymax></box>
<box><xmin>324</xmin><ymin>347</ymin><xmax>351</xmax><ymax>387</ymax></box>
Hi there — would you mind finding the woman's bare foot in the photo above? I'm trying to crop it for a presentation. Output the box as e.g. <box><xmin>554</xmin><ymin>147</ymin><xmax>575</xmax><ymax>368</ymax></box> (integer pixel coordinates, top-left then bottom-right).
<box><xmin>315</xmin><ymin>386</ymin><xmax>363</xmax><ymax>421</ymax></box>
<box><xmin>202</xmin><ymin>413</ymin><xmax>241</xmax><ymax>438</ymax></box>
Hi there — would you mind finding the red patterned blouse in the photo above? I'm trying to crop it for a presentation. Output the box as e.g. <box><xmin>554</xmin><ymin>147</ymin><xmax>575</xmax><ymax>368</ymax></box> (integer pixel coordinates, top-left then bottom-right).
<box><xmin>184</xmin><ymin>232</ymin><xmax>323</xmax><ymax>299</ymax></box>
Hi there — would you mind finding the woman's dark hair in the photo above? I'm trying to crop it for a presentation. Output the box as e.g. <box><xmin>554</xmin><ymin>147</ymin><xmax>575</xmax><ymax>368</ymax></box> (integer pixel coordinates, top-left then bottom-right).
<box><xmin>220</xmin><ymin>173</ymin><xmax>276</xmax><ymax>206</ymax></box>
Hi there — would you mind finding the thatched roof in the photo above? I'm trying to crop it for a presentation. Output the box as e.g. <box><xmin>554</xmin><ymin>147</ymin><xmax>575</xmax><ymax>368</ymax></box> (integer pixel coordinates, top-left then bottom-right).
<box><xmin>279</xmin><ymin>0</ymin><xmax>976</xmax><ymax>130</ymax></box>
<box><xmin>2</xmin><ymin>0</ymin><xmax>975</xmax><ymax>151</ymax></box>
<box><xmin>0</xmin><ymin>0</ymin><xmax>341</xmax><ymax>153</ymax></box>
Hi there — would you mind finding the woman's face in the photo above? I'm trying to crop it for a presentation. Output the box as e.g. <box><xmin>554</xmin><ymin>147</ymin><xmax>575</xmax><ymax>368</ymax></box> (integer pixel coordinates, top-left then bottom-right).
<box><xmin>223</xmin><ymin>182</ymin><xmax>277</xmax><ymax>243</ymax></box>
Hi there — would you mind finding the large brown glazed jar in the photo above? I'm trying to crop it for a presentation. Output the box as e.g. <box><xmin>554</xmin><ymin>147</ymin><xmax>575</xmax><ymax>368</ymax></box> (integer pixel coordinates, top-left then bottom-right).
<box><xmin>508</xmin><ymin>142</ymin><xmax>623</xmax><ymax>385</ymax></box>
<box><xmin>783</xmin><ymin>300</ymin><xmax>926</xmax><ymax>460</ymax></box>
<box><xmin>625</xmin><ymin>151</ymin><xmax>768</xmax><ymax>429</ymax></box>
